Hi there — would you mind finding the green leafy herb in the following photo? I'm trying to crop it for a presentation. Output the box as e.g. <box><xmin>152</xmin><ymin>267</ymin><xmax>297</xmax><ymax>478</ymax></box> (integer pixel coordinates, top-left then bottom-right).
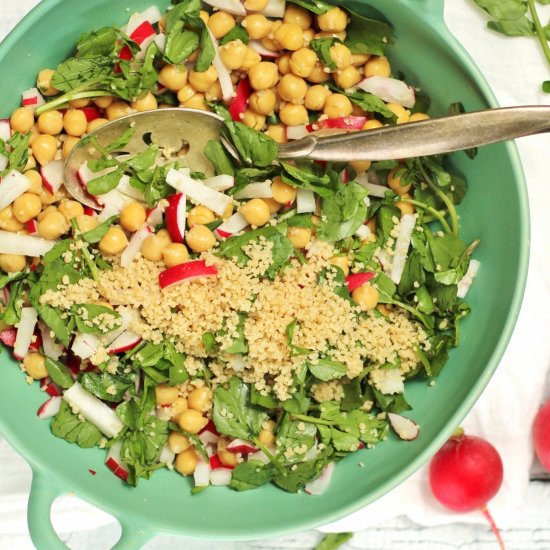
<box><xmin>204</xmin><ymin>140</ymin><xmax>235</xmax><ymax>176</ymax></box>
<box><xmin>221</xmin><ymin>122</ymin><xmax>278</xmax><ymax>167</ymax></box>
<box><xmin>288</xmin><ymin>0</ymin><xmax>332</xmax><ymax>14</ymax></box>
<box><xmin>230</xmin><ymin>460</ymin><xmax>275</xmax><ymax>491</ymax></box>
<box><xmin>220</xmin><ymin>24</ymin><xmax>250</xmax><ymax>46</ymax></box>
<box><xmin>72</xmin><ymin>303</ymin><xmax>122</xmax><ymax>334</ymax></box>
<box><xmin>44</xmin><ymin>358</ymin><xmax>74</xmax><ymax>389</ymax></box>
<box><xmin>315</xmin><ymin>532</ymin><xmax>353</xmax><ymax>550</ymax></box>
<box><xmin>310</xmin><ymin>38</ymin><xmax>339</xmax><ymax>70</ymax></box>
<box><xmin>51</xmin><ymin>401</ymin><xmax>103</xmax><ymax>448</ymax></box>
<box><xmin>345</xmin><ymin>10</ymin><xmax>393</xmax><ymax>56</ymax></box>
<box><xmin>308</xmin><ymin>358</ymin><xmax>347</xmax><ymax>381</ymax></box>
<box><xmin>81</xmin><ymin>371</ymin><xmax>136</xmax><ymax>402</ymax></box>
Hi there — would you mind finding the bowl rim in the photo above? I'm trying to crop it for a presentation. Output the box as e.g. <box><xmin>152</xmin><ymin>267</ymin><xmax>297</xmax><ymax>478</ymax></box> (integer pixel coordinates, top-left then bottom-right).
<box><xmin>0</xmin><ymin>0</ymin><xmax>530</xmax><ymax>542</ymax></box>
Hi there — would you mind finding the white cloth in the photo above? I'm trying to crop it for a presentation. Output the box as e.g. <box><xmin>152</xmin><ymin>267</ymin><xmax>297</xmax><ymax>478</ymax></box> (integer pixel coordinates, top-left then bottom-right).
<box><xmin>0</xmin><ymin>0</ymin><xmax>549</xmax><ymax>540</ymax></box>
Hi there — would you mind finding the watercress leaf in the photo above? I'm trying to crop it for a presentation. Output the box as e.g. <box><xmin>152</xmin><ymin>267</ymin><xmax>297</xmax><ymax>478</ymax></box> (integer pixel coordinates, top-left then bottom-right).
<box><xmin>398</xmin><ymin>250</ymin><xmax>425</xmax><ymax>295</ymax></box>
<box><xmin>329</xmin><ymin>85</ymin><xmax>396</xmax><ymax>120</ymax></box>
<box><xmin>428</xmin><ymin>233</ymin><xmax>468</xmax><ymax>271</ymax></box>
<box><xmin>230</xmin><ymin>460</ymin><xmax>275</xmax><ymax>491</ymax></box>
<box><xmin>80</xmin><ymin>215</ymin><xmax>117</xmax><ymax>243</ymax></box>
<box><xmin>123</xmin><ymin>144</ymin><xmax>159</xmax><ymax>172</ymax></box>
<box><xmin>222</xmin><ymin>122</ymin><xmax>278</xmax><ymax>167</ymax></box>
<box><xmin>52</xmin><ymin>55</ymin><xmax>112</xmax><ymax>93</ymax></box>
<box><xmin>281</xmin><ymin>390</ymin><xmax>311</xmax><ymax>414</ymax></box>
<box><xmin>104</xmin><ymin>127</ymin><xmax>135</xmax><ymax>153</ymax></box>
<box><xmin>416</xmin><ymin>285</ymin><xmax>434</xmax><ymax>314</ymax></box>
<box><xmin>224</xmin><ymin>313</ymin><xmax>249</xmax><ymax>354</ymax></box>
<box><xmin>308</xmin><ymin>358</ymin><xmax>347</xmax><ymax>381</ymax></box>
<box><xmin>287</xmin><ymin>213</ymin><xmax>316</xmax><ymax>227</ymax></box>
<box><xmin>87</xmin><ymin>167</ymin><xmax>123</xmax><ymax>195</ymax></box>
<box><xmin>165</xmin><ymin>22</ymin><xmax>200</xmax><ymax>64</ymax></box>
<box><xmin>219</xmin><ymin>24</ymin><xmax>250</xmax><ymax>45</ymax></box>
<box><xmin>487</xmin><ymin>16</ymin><xmax>535</xmax><ymax>36</ymax></box>
<box><xmin>543</xmin><ymin>81</ymin><xmax>550</xmax><ymax>93</ymax></box>
<box><xmin>310</xmin><ymin>38</ymin><xmax>339</xmax><ymax>70</ymax></box>
<box><xmin>51</xmin><ymin>401</ymin><xmax>103</xmax><ymax>448</ymax></box>
<box><xmin>195</xmin><ymin>23</ymin><xmax>216</xmax><ymax>72</ymax></box>
<box><xmin>280</xmin><ymin>160</ymin><xmax>332</xmax><ymax>198</ymax></box>
<box><xmin>250</xmin><ymin>386</ymin><xmax>280</xmax><ymax>409</ymax></box>
<box><xmin>77</xmin><ymin>27</ymin><xmax>119</xmax><ymax>58</ymax></box>
<box><xmin>204</xmin><ymin>140</ymin><xmax>235</xmax><ymax>176</ymax></box>
<box><xmin>276</xmin><ymin>417</ymin><xmax>317</xmax><ymax>462</ymax></box>
<box><xmin>36</xmin><ymin>305</ymin><xmax>71</xmax><ymax>347</ymax></box>
<box><xmin>0</xmin><ymin>271</ymin><xmax>27</xmax><ymax>291</ymax></box>
<box><xmin>288</xmin><ymin>0</ymin><xmax>332</xmax><ymax>14</ymax></box>
<box><xmin>371</xmin><ymin>387</ymin><xmax>412</xmax><ymax>414</ymax></box>
<box><xmin>45</xmin><ymin>358</ymin><xmax>74</xmax><ymax>389</ymax></box>
<box><xmin>72</xmin><ymin>303</ymin><xmax>122</xmax><ymax>334</ymax></box>
<box><xmin>473</xmin><ymin>0</ymin><xmax>527</xmax><ymax>20</ymax></box>
<box><xmin>344</xmin><ymin>10</ymin><xmax>393</xmax><ymax>56</ymax></box>
<box><xmin>6</xmin><ymin>132</ymin><xmax>30</xmax><ymax>172</ymax></box>
<box><xmin>81</xmin><ymin>371</ymin><xmax>136</xmax><ymax>402</ymax></box>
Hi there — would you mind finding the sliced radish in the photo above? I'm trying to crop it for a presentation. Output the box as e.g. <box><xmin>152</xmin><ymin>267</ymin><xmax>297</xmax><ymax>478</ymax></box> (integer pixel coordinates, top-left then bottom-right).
<box><xmin>210</xmin><ymin>468</ymin><xmax>232</xmax><ymax>486</ymax></box>
<box><xmin>140</xmin><ymin>5</ymin><xmax>162</xmax><ymax>25</ymax></box>
<box><xmin>100</xmin><ymin>307</ymin><xmax>135</xmax><ymax>348</ymax></box>
<box><xmin>159</xmin><ymin>444</ymin><xmax>175</xmax><ymax>464</ymax></box>
<box><xmin>37</xmin><ymin>396</ymin><xmax>62</xmax><ymax>419</ymax></box>
<box><xmin>159</xmin><ymin>259</ymin><xmax>218</xmax><ymax>289</ymax></box>
<box><xmin>40</xmin><ymin>377</ymin><xmax>62</xmax><ymax>397</ymax></box>
<box><xmin>39</xmin><ymin>322</ymin><xmax>64</xmax><ymax>360</ymax></box>
<box><xmin>207</xmin><ymin>28</ymin><xmax>235</xmax><ymax>101</ymax></box>
<box><xmin>226</xmin><ymin>438</ymin><xmax>258</xmax><ymax>454</ymax></box>
<box><xmin>286</xmin><ymin>124</ymin><xmax>309</xmax><ymax>140</ymax></box>
<box><xmin>390</xmin><ymin>213</ymin><xmax>416</xmax><ymax>284</ymax></box>
<box><xmin>308</xmin><ymin>116</ymin><xmax>366</xmax><ymax>132</ymax></box>
<box><xmin>199</xmin><ymin>430</ymin><xmax>220</xmax><ymax>447</ymax></box>
<box><xmin>233</xmin><ymin>180</ymin><xmax>273</xmax><ymax>200</ymax></box>
<box><xmin>107</xmin><ymin>330</ymin><xmax>142</xmax><ymax>354</ymax></box>
<box><xmin>166</xmin><ymin>168</ymin><xmax>232</xmax><ymax>216</ymax></box>
<box><xmin>201</xmin><ymin>420</ymin><xmax>220</xmax><ymax>436</ymax></box>
<box><xmin>247</xmin><ymin>450</ymin><xmax>270</xmax><ymax>464</ymax></box>
<box><xmin>203</xmin><ymin>175</ymin><xmax>235</xmax><ymax>192</ymax></box>
<box><xmin>0</xmin><ymin>119</ymin><xmax>11</xmax><ymax>142</ymax></box>
<box><xmin>0</xmin><ymin>169</ymin><xmax>32</xmax><ymax>211</ymax></box>
<box><xmin>357</xmin><ymin>76</ymin><xmax>415</xmax><ymax>109</ymax></box>
<box><xmin>25</xmin><ymin>219</ymin><xmax>39</xmax><ymax>235</ymax></box>
<box><xmin>305</xmin><ymin>462</ymin><xmax>334</xmax><ymax>495</ymax></box>
<box><xmin>120</xmin><ymin>225</ymin><xmax>152</xmax><ymax>268</ymax></box>
<box><xmin>194</xmin><ymin>462</ymin><xmax>211</xmax><ymax>487</ymax></box>
<box><xmin>165</xmin><ymin>192</ymin><xmax>187</xmax><ymax>242</ymax></box>
<box><xmin>129</xmin><ymin>20</ymin><xmax>156</xmax><ymax>46</ymax></box>
<box><xmin>345</xmin><ymin>271</ymin><xmax>375</xmax><ymax>293</ymax></box>
<box><xmin>0</xmin><ymin>327</ymin><xmax>16</xmax><ymax>347</ymax></box>
<box><xmin>387</xmin><ymin>412</ymin><xmax>420</xmax><ymax>440</ymax></box>
<box><xmin>105</xmin><ymin>440</ymin><xmax>130</xmax><ymax>481</ymax></box>
<box><xmin>0</xmin><ymin>153</ymin><xmax>7</xmax><ymax>172</ymax></box>
<box><xmin>296</xmin><ymin>188</ymin><xmax>315</xmax><ymax>214</ymax></box>
<box><xmin>210</xmin><ymin>454</ymin><xmax>233</xmax><ymax>470</ymax></box>
<box><xmin>457</xmin><ymin>259</ymin><xmax>480</xmax><ymax>299</ymax></box>
<box><xmin>40</xmin><ymin>160</ymin><xmax>64</xmax><ymax>195</ymax></box>
<box><xmin>261</xmin><ymin>0</ymin><xmax>286</xmax><ymax>18</ymax></box>
<box><xmin>146</xmin><ymin>202</ymin><xmax>165</xmax><ymax>226</ymax></box>
<box><xmin>203</xmin><ymin>0</ymin><xmax>245</xmax><ymax>16</ymax></box>
<box><xmin>64</xmin><ymin>382</ymin><xmax>124</xmax><ymax>438</ymax></box>
<box><xmin>248</xmin><ymin>40</ymin><xmax>281</xmax><ymax>59</ymax></box>
<box><xmin>354</xmin><ymin>224</ymin><xmax>372</xmax><ymax>240</ymax></box>
<box><xmin>116</xmin><ymin>174</ymin><xmax>146</xmax><ymax>202</ymax></box>
<box><xmin>13</xmin><ymin>306</ymin><xmax>38</xmax><ymax>360</ymax></box>
<box><xmin>228</xmin><ymin>78</ymin><xmax>252</xmax><ymax>122</ymax></box>
<box><xmin>0</xmin><ymin>231</ymin><xmax>55</xmax><ymax>257</ymax></box>
<box><xmin>79</xmin><ymin>106</ymin><xmax>101</xmax><ymax>122</ymax></box>
<box><xmin>21</xmin><ymin>88</ymin><xmax>46</xmax><ymax>109</ymax></box>
<box><xmin>71</xmin><ymin>333</ymin><xmax>101</xmax><ymax>360</ymax></box>
<box><xmin>215</xmin><ymin>212</ymin><xmax>248</xmax><ymax>239</ymax></box>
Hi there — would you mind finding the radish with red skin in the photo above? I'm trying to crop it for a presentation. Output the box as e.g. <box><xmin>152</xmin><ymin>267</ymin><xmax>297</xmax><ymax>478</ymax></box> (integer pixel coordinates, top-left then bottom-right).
<box><xmin>79</xmin><ymin>106</ymin><xmax>101</xmax><ymax>122</ymax></box>
<box><xmin>199</xmin><ymin>430</ymin><xmax>220</xmax><ymax>447</ymax></box>
<box><xmin>304</xmin><ymin>462</ymin><xmax>334</xmax><ymax>495</ymax></box>
<box><xmin>194</xmin><ymin>462</ymin><xmax>211</xmax><ymax>487</ymax></box>
<box><xmin>387</xmin><ymin>412</ymin><xmax>419</xmax><ymax>440</ymax></box>
<box><xmin>225</xmin><ymin>438</ymin><xmax>258</xmax><ymax>454</ymax></box>
<box><xmin>533</xmin><ymin>400</ymin><xmax>550</xmax><ymax>472</ymax></box>
<box><xmin>40</xmin><ymin>377</ymin><xmax>62</xmax><ymax>397</ymax></box>
<box><xmin>71</xmin><ymin>332</ymin><xmax>101</xmax><ymax>360</ymax></box>
<box><xmin>209</xmin><ymin>454</ymin><xmax>233</xmax><ymax>470</ymax></box>
<box><xmin>146</xmin><ymin>202</ymin><xmax>165</xmax><ymax>226</ymax></box>
<box><xmin>429</xmin><ymin>431</ymin><xmax>505</xmax><ymax>549</ymax></box>
<box><xmin>105</xmin><ymin>441</ymin><xmax>129</xmax><ymax>481</ymax></box>
<box><xmin>0</xmin><ymin>169</ymin><xmax>32</xmax><ymax>212</ymax></box>
<box><xmin>345</xmin><ymin>272</ymin><xmax>375</xmax><ymax>293</ymax></box>
<box><xmin>25</xmin><ymin>219</ymin><xmax>39</xmax><ymax>235</ymax></box>
<box><xmin>120</xmin><ymin>225</ymin><xmax>152</xmax><ymax>268</ymax></box>
<box><xmin>0</xmin><ymin>327</ymin><xmax>16</xmax><ymax>347</ymax></box>
<box><xmin>107</xmin><ymin>330</ymin><xmax>142</xmax><ymax>354</ymax></box>
<box><xmin>206</xmin><ymin>28</ymin><xmax>235</xmax><ymax>101</ymax></box>
<box><xmin>307</xmin><ymin>116</ymin><xmax>366</xmax><ymax>132</ymax></box>
<box><xmin>210</xmin><ymin>468</ymin><xmax>232</xmax><ymax>486</ymax></box>
<box><xmin>21</xmin><ymin>88</ymin><xmax>46</xmax><ymax>108</ymax></box>
<box><xmin>229</xmin><ymin>78</ymin><xmax>252</xmax><ymax>122</ymax></box>
<box><xmin>40</xmin><ymin>160</ymin><xmax>64</xmax><ymax>195</ymax></box>
<box><xmin>248</xmin><ymin>40</ymin><xmax>281</xmax><ymax>59</ymax></box>
<box><xmin>215</xmin><ymin>212</ymin><xmax>248</xmax><ymax>240</ymax></box>
<box><xmin>201</xmin><ymin>420</ymin><xmax>220</xmax><ymax>437</ymax></box>
<box><xmin>159</xmin><ymin>259</ymin><xmax>218</xmax><ymax>289</ymax></box>
<box><xmin>165</xmin><ymin>192</ymin><xmax>187</xmax><ymax>242</ymax></box>
<box><xmin>37</xmin><ymin>396</ymin><xmax>62</xmax><ymax>419</ymax></box>
<box><xmin>357</xmin><ymin>76</ymin><xmax>415</xmax><ymax>108</ymax></box>
<box><xmin>296</xmin><ymin>188</ymin><xmax>316</xmax><ymax>214</ymax></box>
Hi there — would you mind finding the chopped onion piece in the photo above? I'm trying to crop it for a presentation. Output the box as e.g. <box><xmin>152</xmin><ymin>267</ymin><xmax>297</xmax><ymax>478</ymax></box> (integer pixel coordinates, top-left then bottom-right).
<box><xmin>120</xmin><ymin>225</ymin><xmax>152</xmax><ymax>267</ymax></box>
<box><xmin>261</xmin><ymin>0</ymin><xmax>286</xmax><ymax>18</ymax></box>
<box><xmin>390</xmin><ymin>214</ymin><xmax>416</xmax><ymax>284</ymax></box>
<box><xmin>233</xmin><ymin>180</ymin><xmax>273</xmax><ymax>199</ymax></box>
<box><xmin>194</xmin><ymin>462</ymin><xmax>211</xmax><ymax>487</ymax></box>
<box><xmin>203</xmin><ymin>174</ymin><xmax>235</xmax><ymax>192</ymax></box>
<box><xmin>0</xmin><ymin>230</ymin><xmax>56</xmax><ymax>257</ymax></box>
<box><xmin>296</xmin><ymin>188</ymin><xmax>316</xmax><ymax>213</ymax></box>
<box><xmin>211</xmin><ymin>468</ymin><xmax>232</xmax><ymax>486</ymax></box>
<box><xmin>13</xmin><ymin>307</ymin><xmax>38</xmax><ymax>360</ymax></box>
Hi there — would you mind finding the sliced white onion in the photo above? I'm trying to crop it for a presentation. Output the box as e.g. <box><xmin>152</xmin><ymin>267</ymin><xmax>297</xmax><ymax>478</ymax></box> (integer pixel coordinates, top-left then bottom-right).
<box><xmin>120</xmin><ymin>225</ymin><xmax>152</xmax><ymax>268</ymax></box>
<box><xmin>13</xmin><ymin>307</ymin><xmax>38</xmax><ymax>360</ymax></box>
<box><xmin>390</xmin><ymin>213</ymin><xmax>416</xmax><ymax>284</ymax></box>
<box><xmin>0</xmin><ymin>230</ymin><xmax>56</xmax><ymax>257</ymax></box>
<box><xmin>194</xmin><ymin>462</ymin><xmax>211</xmax><ymax>487</ymax></box>
<box><xmin>233</xmin><ymin>180</ymin><xmax>273</xmax><ymax>199</ymax></box>
<box><xmin>159</xmin><ymin>444</ymin><xmax>175</xmax><ymax>464</ymax></box>
<box><xmin>210</xmin><ymin>468</ymin><xmax>232</xmax><ymax>486</ymax></box>
<box><xmin>296</xmin><ymin>188</ymin><xmax>316</xmax><ymax>213</ymax></box>
<box><xmin>457</xmin><ymin>259</ymin><xmax>480</xmax><ymax>299</ymax></box>
<box><xmin>207</xmin><ymin>28</ymin><xmax>235</xmax><ymax>101</ymax></box>
<box><xmin>203</xmin><ymin>174</ymin><xmax>235</xmax><ymax>192</ymax></box>
<box><xmin>248</xmin><ymin>40</ymin><xmax>281</xmax><ymax>59</ymax></box>
<box><xmin>304</xmin><ymin>462</ymin><xmax>334</xmax><ymax>495</ymax></box>
<box><xmin>261</xmin><ymin>0</ymin><xmax>286</xmax><ymax>18</ymax></box>
<box><xmin>0</xmin><ymin>169</ymin><xmax>32</xmax><ymax>211</ymax></box>
<box><xmin>357</xmin><ymin>76</ymin><xmax>416</xmax><ymax>109</ymax></box>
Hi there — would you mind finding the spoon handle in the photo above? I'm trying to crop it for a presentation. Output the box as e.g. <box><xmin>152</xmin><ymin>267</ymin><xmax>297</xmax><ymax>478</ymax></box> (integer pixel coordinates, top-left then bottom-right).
<box><xmin>277</xmin><ymin>106</ymin><xmax>550</xmax><ymax>161</ymax></box>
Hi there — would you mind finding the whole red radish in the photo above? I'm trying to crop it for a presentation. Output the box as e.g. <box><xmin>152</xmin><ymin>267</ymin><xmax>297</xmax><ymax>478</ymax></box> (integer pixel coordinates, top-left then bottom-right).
<box><xmin>429</xmin><ymin>430</ymin><xmax>505</xmax><ymax>549</ymax></box>
<box><xmin>533</xmin><ymin>400</ymin><xmax>550</xmax><ymax>471</ymax></box>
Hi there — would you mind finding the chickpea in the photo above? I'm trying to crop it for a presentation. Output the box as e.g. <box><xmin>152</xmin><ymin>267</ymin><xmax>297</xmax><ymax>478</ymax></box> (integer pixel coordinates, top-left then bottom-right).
<box><xmin>288</xmin><ymin>48</ymin><xmax>317</xmax><ymax>79</ymax></box>
<box><xmin>140</xmin><ymin>235</ymin><xmax>165</xmax><ymax>261</ymax></box>
<box><xmin>61</xmin><ymin>136</ymin><xmax>80</xmax><ymax>159</ymax></box>
<box><xmin>37</xmin><ymin>205</ymin><xmax>57</xmax><ymax>222</ymax></box>
<box><xmin>366</xmin><ymin>218</ymin><xmax>377</xmax><ymax>239</ymax></box>
<box><xmin>307</xmin><ymin>61</ymin><xmax>330</xmax><ymax>83</ymax></box>
<box><xmin>24</xmin><ymin>170</ymin><xmax>43</xmax><ymax>195</ymax></box>
<box><xmin>329</xmin><ymin>255</ymin><xmax>350</xmax><ymax>276</ymax></box>
<box><xmin>362</xmin><ymin>119</ymin><xmax>383</xmax><ymax>131</ymax></box>
<box><xmin>249</xmin><ymin>89</ymin><xmax>276</xmax><ymax>116</ymax></box>
<box><xmin>171</xmin><ymin>396</ymin><xmax>189</xmax><ymax>418</ymax></box>
<box><xmin>271</xmin><ymin>177</ymin><xmax>297</xmax><ymax>204</ymax></box>
<box><xmin>0</xmin><ymin>253</ymin><xmax>26</xmax><ymax>273</ymax></box>
<box><xmin>158</xmin><ymin>64</ymin><xmax>188</xmax><ymax>91</ymax></box>
<box><xmin>86</xmin><ymin>118</ymin><xmax>108</xmax><ymax>133</ymax></box>
<box><xmin>408</xmin><ymin>112</ymin><xmax>430</xmax><ymax>123</ymax></box>
<box><xmin>37</xmin><ymin>111</ymin><xmax>63</xmax><ymax>136</ymax></box>
<box><xmin>106</xmin><ymin>101</ymin><xmax>132</xmax><ymax>121</ymax></box>
<box><xmin>207</xmin><ymin>11</ymin><xmax>235</xmax><ymax>39</ymax></box>
<box><xmin>244</xmin><ymin>0</ymin><xmax>268</xmax><ymax>11</ymax></box>
<box><xmin>304</xmin><ymin>85</ymin><xmax>330</xmax><ymax>111</ymax></box>
<box><xmin>287</xmin><ymin>226</ymin><xmax>312</xmax><ymax>248</ymax></box>
<box><xmin>69</xmin><ymin>98</ymin><xmax>90</xmax><ymax>109</ymax></box>
<box><xmin>241</xmin><ymin>109</ymin><xmax>266</xmax><ymax>131</ymax></box>
<box><xmin>0</xmin><ymin>207</ymin><xmax>24</xmax><ymax>232</ymax></box>
<box><xmin>76</xmin><ymin>214</ymin><xmax>98</xmax><ymax>233</ymax></box>
<box><xmin>168</xmin><ymin>432</ymin><xmax>191</xmax><ymax>454</ymax></box>
<box><xmin>350</xmin><ymin>160</ymin><xmax>372</xmax><ymax>174</ymax></box>
<box><xmin>283</xmin><ymin>4</ymin><xmax>312</xmax><ymax>29</ymax></box>
<box><xmin>261</xmin><ymin>35</ymin><xmax>282</xmax><ymax>53</ymax></box>
<box><xmin>23</xmin><ymin>152</ymin><xmax>37</xmax><ymax>172</ymax></box>
<box><xmin>205</xmin><ymin>81</ymin><xmax>223</xmax><ymax>102</ymax></box>
<box><xmin>219</xmin><ymin>40</ymin><xmax>248</xmax><ymax>71</ymax></box>
<box><xmin>351</xmin><ymin>53</ymin><xmax>371</xmax><ymax>66</ymax></box>
<box><xmin>243</xmin><ymin>14</ymin><xmax>272</xmax><ymax>40</ymax></box>
<box><xmin>276</xmin><ymin>54</ymin><xmax>292</xmax><ymax>76</ymax></box>
<box><xmin>274</xmin><ymin>23</ymin><xmax>304</xmax><ymax>51</ymax></box>
<box><xmin>182</xmin><ymin>92</ymin><xmax>208</xmax><ymax>111</ymax></box>
<box><xmin>376</xmin><ymin>303</ymin><xmax>392</xmax><ymax>316</ymax></box>
<box><xmin>98</xmin><ymin>226</ymin><xmax>128</xmax><ymax>255</ymax></box>
<box><xmin>39</xmin><ymin>188</ymin><xmax>57</xmax><ymax>206</ymax></box>
<box><xmin>187</xmin><ymin>205</ymin><xmax>215</xmax><ymax>227</ymax></box>
<box><xmin>262</xmin><ymin>197</ymin><xmax>283</xmax><ymax>214</ymax></box>
<box><xmin>119</xmin><ymin>202</ymin><xmax>146</xmax><ymax>233</ymax></box>
<box><xmin>364</xmin><ymin>56</ymin><xmax>391</xmax><ymax>78</ymax></box>
<box><xmin>156</xmin><ymin>228</ymin><xmax>172</xmax><ymax>245</ymax></box>
<box><xmin>177</xmin><ymin>84</ymin><xmax>196</xmax><ymax>104</ymax></box>
<box><xmin>188</xmin><ymin>386</ymin><xmax>212</xmax><ymax>412</ymax></box>
<box><xmin>175</xmin><ymin>448</ymin><xmax>199</xmax><ymax>475</ymax></box>
<box><xmin>27</xmin><ymin>125</ymin><xmax>40</xmax><ymax>145</ymax></box>
<box><xmin>10</xmin><ymin>107</ymin><xmax>34</xmax><ymax>134</ymax></box>
<box><xmin>387</xmin><ymin>168</ymin><xmax>411</xmax><ymax>195</ymax></box>
<box><xmin>386</xmin><ymin>103</ymin><xmax>410</xmax><ymax>124</ymax></box>
<box><xmin>329</xmin><ymin>43</ymin><xmax>352</xmax><ymax>70</ymax></box>
<box><xmin>94</xmin><ymin>96</ymin><xmax>115</xmax><ymax>109</ymax></box>
<box><xmin>36</xmin><ymin>69</ymin><xmax>58</xmax><ymax>96</ymax></box>
<box><xmin>37</xmin><ymin>211</ymin><xmax>67</xmax><ymax>240</ymax></box>
<box><xmin>177</xmin><ymin>409</ymin><xmax>208</xmax><ymax>434</ymax></box>
<box><xmin>265</xmin><ymin>123</ymin><xmax>287</xmax><ymax>143</ymax></box>
<box><xmin>239</xmin><ymin>198</ymin><xmax>270</xmax><ymax>227</ymax></box>
<box><xmin>222</xmin><ymin>202</ymin><xmax>234</xmax><ymax>219</ymax></box>
<box><xmin>334</xmin><ymin>65</ymin><xmax>361</xmax><ymax>89</ymax></box>
<box><xmin>279</xmin><ymin>103</ymin><xmax>308</xmax><ymax>126</ymax></box>
<box><xmin>323</xmin><ymin>93</ymin><xmax>353</xmax><ymax>118</ymax></box>
<box><xmin>23</xmin><ymin>352</ymin><xmax>48</xmax><ymax>380</ymax></box>
<box><xmin>315</xmin><ymin>30</ymin><xmax>346</xmax><ymax>41</ymax></box>
<box><xmin>258</xmin><ymin>428</ymin><xmax>276</xmax><ymax>446</ymax></box>
<box><xmin>163</xmin><ymin>243</ymin><xmax>189</xmax><ymax>267</ymax></box>
<box><xmin>240</xmin><ymin>47</ymin><xmax>262</xmax><ymax>71</ymax></box>
<box><xmin>186</xmin><ymin>225</ymin><xmax>216</xmax><ymax>253</ymax></box>
<box><xmin>277</xmin><ymin>74</ymin><xmax>307</xmax><ymax>104</ymax></box>
<box><xmin>131</xmin><ymin>91</ymin><xmax>157</xmax><ymax>112</ymax></box>
<box><xmin>61</xmin><ymin>109</ymin><xmax>86</xmax><ymax>137</ymax></box>
<box><xmin>395</xmin><ymin>194</ymin><xmax>415</xmax><ymax>216</ymax></box>
<box><xmin>317</xmin><ymin>7</ymin><xmax>348</xmax><ymax>32</ymax></box>
<box><xmin>352</xmin><ymin>283</ymin><xmax>379</xmax><ymax>310</ymax></box>
<box><xmin>58</xmin><ymin>199</ymin><xmax>84</xmax><ymax>222</ymax></box>
<box><xmin>248</xmin><ymin>62</ymin><xmax>279</xmax><ymax>91</ymax></box>
<box><xmin>155</xmin><ymin>384</ymin><xmax>179</xmax><ymax>406</ymax></box>
<box><xmin>188</xmin><ymin>66</ymin><xmax>218</xmax><ymax>93</ymax></box>
<box><xmin>12</xmin><ymin>193</ymin><xmax>41</xmax><ymax>224</ymax></box>
<box><xmin>218</xmin><ymin>448</ymin><xmax>239</xmax><ymax>467</ymax></box>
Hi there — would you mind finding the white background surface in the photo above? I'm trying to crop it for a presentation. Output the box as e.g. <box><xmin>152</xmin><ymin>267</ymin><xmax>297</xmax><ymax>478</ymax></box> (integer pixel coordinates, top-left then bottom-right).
<box><xmin>1</xmin><ymin>0</ymin><xmax>550</xmax><ymax>548</ymax></box>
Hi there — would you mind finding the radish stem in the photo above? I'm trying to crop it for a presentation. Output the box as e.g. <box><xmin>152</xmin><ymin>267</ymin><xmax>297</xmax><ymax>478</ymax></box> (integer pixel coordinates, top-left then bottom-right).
<box><xmin>481</xmin><ymin>506</ymin><xmax>506</xmax><ymax>550</ymax></box>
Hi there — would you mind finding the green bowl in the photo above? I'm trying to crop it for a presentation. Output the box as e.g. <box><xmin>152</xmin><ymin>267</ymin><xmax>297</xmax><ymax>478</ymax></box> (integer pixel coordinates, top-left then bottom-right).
<box><xmin>0</xmin><ymin>0</ymin><xmax>529</xmax><ymax>548</ymax></box>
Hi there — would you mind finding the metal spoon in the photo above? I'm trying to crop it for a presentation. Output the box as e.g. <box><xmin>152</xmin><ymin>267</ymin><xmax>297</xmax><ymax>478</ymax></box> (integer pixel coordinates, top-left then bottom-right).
<box><xmin>65</xmin><ymin>106</ymin><xmax>550</xmax><ymax>209</ymax></box>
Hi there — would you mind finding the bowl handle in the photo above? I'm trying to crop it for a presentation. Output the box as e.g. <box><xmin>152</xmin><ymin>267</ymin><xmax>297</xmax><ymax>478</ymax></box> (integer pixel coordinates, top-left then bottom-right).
<box><xmin>28</xmin><ymin>469</ymin><xmax>156</xmax><ymax>549</ymax></box>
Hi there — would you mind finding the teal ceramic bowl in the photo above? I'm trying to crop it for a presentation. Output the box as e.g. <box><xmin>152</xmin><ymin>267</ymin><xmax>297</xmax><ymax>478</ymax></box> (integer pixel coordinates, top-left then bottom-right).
<box><xmin>0</xmin><ymin>0</ymin><xmax>529</xmax><ymax>548</ymax></box>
